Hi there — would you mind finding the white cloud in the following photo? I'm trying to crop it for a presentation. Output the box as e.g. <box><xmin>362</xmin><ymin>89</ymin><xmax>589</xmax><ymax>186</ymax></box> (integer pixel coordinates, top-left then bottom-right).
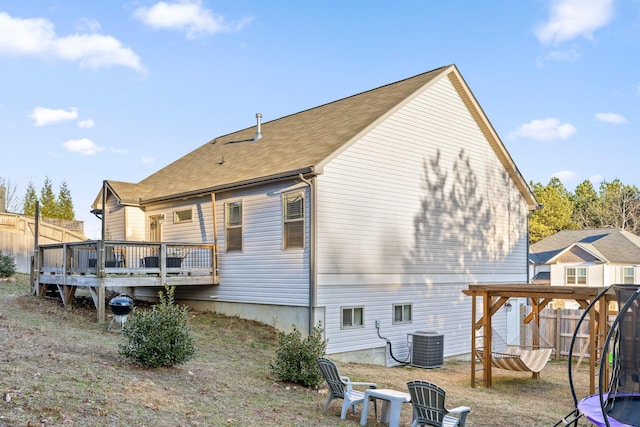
<box><xmin>75</xmin><ymin>18</ymin><xmax>101</xmax><ymax>33</ymax></box>
<box><xmin>111</xmin><ymin>147</ymin><xmax>128</xmax><ymax>154</ymax></box>
<box><xmin>535</xmin><ymin>0</ymin><xmax>615</xmax><ymax>44</ymax></box>
<box><xmin>545</xmin><ymin>48</ymin><xmax>580</xmax><ymax>62</ymax></box>
<box><xmin>77</xmin><ymin>118</ymin><xmax>95</xmax><ymax>128</ymax></box>
<box><xmin>134</xmin><ymin>0</ymin><xmax>252</xmax><ymax>39</ymax></box>
<box><xmin>29</xmin><ymin>106</ymin><xmax>78</xmax><ymax>126</ymax></box>
<box><xmin>510</xmin><ymin>118</ymin><xmax>576</xmax><ymax>141</ymax></box>
<box><xmin>0</xmin><ymin>12</ymin><xmax>143</xmax><ymax>72</ymax></box>
<box><xmin>551</xmin><ymin>170</ymin><xmax>579</xmax><ymax>182</ymax></box>
<box><xmin>141</xmin><ymin>156</ymin><xmax>155</xmax><ymax>164</ymax></box>
<box><xmin>62</xmin><ymin>138</ymin><xmax>104</xmax><ymax>155</ymax></box>
<box><xmin>595</xmin><ymin>112</ymin><xmax>628</xmax><ymax>124</ymax></box>
<box><xmin>589</xmin><ymin>174</ymin><xmax>604</xmax><ymax>185</ymax></box>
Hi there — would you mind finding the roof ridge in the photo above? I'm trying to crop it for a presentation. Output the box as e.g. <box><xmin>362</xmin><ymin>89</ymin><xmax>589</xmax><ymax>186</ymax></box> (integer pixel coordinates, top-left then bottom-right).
<box><xmin>210</xmin><ymin>65</ymin><xmax>453</xmax><ymax>142</ymax></box>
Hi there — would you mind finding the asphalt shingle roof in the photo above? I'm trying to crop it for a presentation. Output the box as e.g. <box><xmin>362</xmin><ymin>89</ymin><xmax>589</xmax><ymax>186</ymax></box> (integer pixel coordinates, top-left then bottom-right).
<box><xmin>94</xmin><ymin>64</ymin><xmax>537</xmax><ymax>210</ymax></box>
<box><xmin>530</xmin><ymin>228</ymin><xmax>640</xmax><ymax>264</ymax></box>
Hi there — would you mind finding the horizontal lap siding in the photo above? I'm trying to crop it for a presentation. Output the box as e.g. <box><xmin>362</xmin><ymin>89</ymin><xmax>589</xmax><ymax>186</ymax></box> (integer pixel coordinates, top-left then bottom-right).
<box><xmin>319</xmin><ymin>282</ymin><xmax>473</xmax><ymax>362</ymax></box>
<box><xmin>125</xmin><ymin>206</ymin><xmax>145</xmax><ymax>240</ymax></box>
<box><xmin>213</xmin><ymin>182</ymin><xmax>310</xmax><ymax>306</ymax></box>
<box><xmin>143</xmin><ymin>184</ymin><xmax>310</xmax><ymax>306</ymax></box>
<box><xmin>146</xmin><ymin>198</ymin><xmax>215</xmax><ymax>243</ymax></box>
<box><xmin>105</xmin><ymin>197</ymin><xmax>125</xmax><ymax>239</ymax></box>
<box><xmin>316</xmin><ymin>76</ymin><xmax>527</xmax><ymax>358</ymax></box>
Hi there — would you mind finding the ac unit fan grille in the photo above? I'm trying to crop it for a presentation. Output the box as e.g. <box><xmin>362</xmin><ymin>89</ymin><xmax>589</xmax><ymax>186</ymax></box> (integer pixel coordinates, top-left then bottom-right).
<box><xmin>410</xmin><ymin>331</ymin><xmax>444</xmax><ymax>368</ymax></box>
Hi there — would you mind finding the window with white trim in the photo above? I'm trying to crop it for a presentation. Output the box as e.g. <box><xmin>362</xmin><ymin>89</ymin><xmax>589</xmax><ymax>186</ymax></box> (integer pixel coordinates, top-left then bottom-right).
<box><xmin>173</xmin><ymin>208</ymin><xmax>192</xmax><ymax>223</ymax></box>
<box><xmin>566</xmin><ymin>267</ymin><xmax>587</xmax><ymax>285</ymax></box>
<box><xmin>283</xmin><ymin>191</ymin><xmax>304</xmax><ymax>249</ymax></box>
<box><xmin>341</xmin><ymin>306</ymin><xmax>364</xmax><ymax>329</ymax></box>
<box><xmin>393</xmin><ymin>303</ymin><xmax>412</xmax><ymax>324</ymax></box>
<box><xmin>624</xmin><ymin>267</ymin><xmax>635</xmax><ymax>284</ymax></box>
<box><xmin>226</xmin><ymin>201</ymin><xmax>243</xmax><ymax>252</ymax></box>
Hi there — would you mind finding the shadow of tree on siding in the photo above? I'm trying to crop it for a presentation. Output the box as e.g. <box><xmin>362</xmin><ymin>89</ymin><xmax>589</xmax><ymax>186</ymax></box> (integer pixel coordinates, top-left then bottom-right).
<box><xmin>405</xmin><ymin>148</ymin><xmax>526</xmax><ymax>277</ymax></box>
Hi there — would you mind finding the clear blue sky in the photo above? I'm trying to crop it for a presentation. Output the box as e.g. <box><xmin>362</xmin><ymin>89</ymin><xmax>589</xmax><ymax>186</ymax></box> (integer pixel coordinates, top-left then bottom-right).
<box><xmin>1</xmin><ymin>0</ymin><xmax>637</xmax><ymax>239</ymax></box>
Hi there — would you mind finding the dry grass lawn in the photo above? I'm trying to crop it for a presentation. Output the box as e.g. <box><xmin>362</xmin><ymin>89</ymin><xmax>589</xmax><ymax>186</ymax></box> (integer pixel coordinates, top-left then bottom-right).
<box><xmin>0</xmin><ymin>274</ymin><xmax>594</xmax><ymax>426</ymax></box>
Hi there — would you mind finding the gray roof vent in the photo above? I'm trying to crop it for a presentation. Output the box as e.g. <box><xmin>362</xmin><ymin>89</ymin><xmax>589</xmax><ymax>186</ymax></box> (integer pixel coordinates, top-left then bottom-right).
<box><xmin>254</xmin><ymin>113</ymin><xmax>262</xmax><ymax>141</ymax></box>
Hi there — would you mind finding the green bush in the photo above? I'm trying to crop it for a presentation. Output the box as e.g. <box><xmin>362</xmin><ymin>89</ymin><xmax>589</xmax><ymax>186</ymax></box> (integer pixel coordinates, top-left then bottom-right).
<box><xmin>270</xmin><ymin>323</ymin><xmax>327</xmax><ymax>387</ymax></box>
<box><xmin>119</xmin><ymin>285</ymin><xmax>196</xmax><ymax>368</ymax></box>
<box><xmin>0</xmin><ymin>250</ymin><xmax>16</xmax><ymax>278</ymax></box>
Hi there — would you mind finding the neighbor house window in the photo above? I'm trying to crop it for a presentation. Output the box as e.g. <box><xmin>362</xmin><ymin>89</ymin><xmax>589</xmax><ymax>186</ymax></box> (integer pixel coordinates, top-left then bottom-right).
<box><xmin>624</xmin><ymin>267</ymin><xmax>635</xmax><ymax>284</ymax></box>
<box><xmin>566</xmin><ymin>267</ymin><xmax>587</xmax><ymax>285</ymax></box>
<box><xmin>226</xmin><ymin>201</ymin><xmax>243</xmax><ymax>252</ymax></box>
<box><xmin>283</xmin><ymin>191</ymin><xmax>304</xmax><ymax>249</ymax></box>
<box><xmin>173</xmin><ymin>208</ymin><xmax>192</xmax><ymax>223</ymax></box>
<box><xmin>341</xmin><ymin>307</ymin><xmax>364</xmax><ymax>329</ymax></box>
<box><xmin>393</xmin><ymin>303</ymin><xmax>412</xmax><ymax>324</ymax></box>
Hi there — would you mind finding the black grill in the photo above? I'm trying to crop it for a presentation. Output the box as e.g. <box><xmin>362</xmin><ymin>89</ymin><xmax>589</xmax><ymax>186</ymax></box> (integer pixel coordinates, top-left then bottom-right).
<box><xmin>109</xmin><ymin>295</ymin><xmax>133</xmax><ymax>316</ymax></box>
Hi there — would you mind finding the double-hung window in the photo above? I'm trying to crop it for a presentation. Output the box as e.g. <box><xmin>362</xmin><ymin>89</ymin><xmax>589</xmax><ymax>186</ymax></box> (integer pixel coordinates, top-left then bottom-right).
<box><xmin>283</xmin><ymin>191</ymin><xmax>304</xmax><ymax>249</ymax></box>
<box><xmin>226</xmin><ymin>201</ymin><xmax>243</xmax><ymax>252</ymax></box>
<box><xmin>566</xmin><ymin>267</ymin><xmax>587</xmax><ymax>285</ymax></box>
<box><xmin>624</xmin><ymin>267</ymin><xmax>635</xmax><ymax>284</ymax></box>
<box><xmin>341</xmin><ymin>306</ymin><xmax>364</xmax><ymax>329</ymax></box>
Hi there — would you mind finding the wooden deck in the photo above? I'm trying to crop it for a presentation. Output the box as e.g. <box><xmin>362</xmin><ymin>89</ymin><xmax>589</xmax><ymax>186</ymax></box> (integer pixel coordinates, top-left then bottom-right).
<box><xmin>34</xmin><ymin>240</ymin><xmax>218</xmax><ymax>322</ymax></box>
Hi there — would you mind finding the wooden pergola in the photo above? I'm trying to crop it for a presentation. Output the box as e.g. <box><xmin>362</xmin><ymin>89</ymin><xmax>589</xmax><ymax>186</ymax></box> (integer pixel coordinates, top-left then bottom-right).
<box><xmin>462</xmin><ymin>284</ymin><xmax>614</xmax><ymax>394</ymax></box>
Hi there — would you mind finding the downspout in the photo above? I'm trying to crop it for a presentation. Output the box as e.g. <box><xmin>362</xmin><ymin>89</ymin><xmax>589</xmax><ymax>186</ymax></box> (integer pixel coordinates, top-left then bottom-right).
<box><xmin>299</xmin><ymin>173</ymin><xmax>316</xmax><ymax>336</ymax></box>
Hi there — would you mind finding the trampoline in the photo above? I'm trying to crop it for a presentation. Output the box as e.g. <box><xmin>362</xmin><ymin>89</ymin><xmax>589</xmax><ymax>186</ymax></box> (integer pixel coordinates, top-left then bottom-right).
<box><xmin>561</xmin><ymin>284</ymin><xmax>640</xmax><ymax>427</ymax></box>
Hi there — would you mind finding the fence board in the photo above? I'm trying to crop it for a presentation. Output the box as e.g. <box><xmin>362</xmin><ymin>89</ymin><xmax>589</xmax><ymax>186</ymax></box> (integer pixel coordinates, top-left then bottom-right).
<box><xmin>520</xmin><ymin>305</ymin><xmax>615</xmax><ymax>361</ymax></box>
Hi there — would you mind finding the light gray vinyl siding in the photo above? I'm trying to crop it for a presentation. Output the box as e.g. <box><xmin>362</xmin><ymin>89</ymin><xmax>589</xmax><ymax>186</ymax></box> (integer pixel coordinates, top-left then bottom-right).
<box><xmin>125</xmin><ymin>206</ymin><xmax>145</xmax><ymax>240</ymax></box>
<box><xmin>319</xmin><ymin>282</ymin><xmax>474</xmax><ymax>362</ymax></box>
<box><xmin>105</xmin><ymin>196</ymin><xmax>125</xmax><ymax>239</ymax></box>
<box><xmin>211</xmin><ymin>181</ymin><xmax>310</xmax><ymax>306</ymax></box>
<box><xmin>315</xmin><ymin>75</ymin><xmax>524</xmax><ymax>359</ymax></box>
<box><xmin>145</xmin><ymin>198</ymin><xmax>215</xmax><ymax>243</ymax></box>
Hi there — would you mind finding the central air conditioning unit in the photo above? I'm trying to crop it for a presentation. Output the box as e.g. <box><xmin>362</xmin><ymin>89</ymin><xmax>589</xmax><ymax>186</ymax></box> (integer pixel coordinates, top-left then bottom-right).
<box><xmin>409</xmin><ymin>331</ymin><xmax>444</xmax><ymax>368</ymax></box>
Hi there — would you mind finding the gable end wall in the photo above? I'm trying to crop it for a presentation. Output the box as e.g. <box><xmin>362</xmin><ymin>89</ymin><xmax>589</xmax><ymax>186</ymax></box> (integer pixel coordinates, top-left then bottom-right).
<box><xmin>315</xmin><ymin>75</ymin><xmax>529</xmax><ymax>363</ymax></box>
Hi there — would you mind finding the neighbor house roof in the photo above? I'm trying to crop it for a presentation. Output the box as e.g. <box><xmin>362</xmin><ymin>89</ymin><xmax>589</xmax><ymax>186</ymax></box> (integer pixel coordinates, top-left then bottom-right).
<box><xmin>530</xmin><ymin>228</ymin><xmax>640</xmax><ymax>265</ymax></box>
<box><xmin>93</xmin><ymin>64</ymin><xmax>537</xmax><ymax>210</ymax></box>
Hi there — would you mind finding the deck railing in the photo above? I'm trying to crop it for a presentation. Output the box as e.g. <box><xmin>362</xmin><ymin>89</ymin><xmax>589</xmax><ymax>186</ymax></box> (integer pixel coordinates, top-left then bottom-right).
<box><xmin>37</xmin><ymin>240</ymin><xmax>217</xmax><ymax>279</ymax></box>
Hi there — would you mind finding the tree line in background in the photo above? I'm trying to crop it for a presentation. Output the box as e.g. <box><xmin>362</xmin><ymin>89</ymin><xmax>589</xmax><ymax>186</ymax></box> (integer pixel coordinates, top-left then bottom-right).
<box><xmin>529</xmin><ymin>177</ymin><xmax>640</xmax><ymax>244</ymax></box>
<box><xmin>0</xmin><ymin>176</ymin><xmax>75</xmax><ymax>220</ymax></box>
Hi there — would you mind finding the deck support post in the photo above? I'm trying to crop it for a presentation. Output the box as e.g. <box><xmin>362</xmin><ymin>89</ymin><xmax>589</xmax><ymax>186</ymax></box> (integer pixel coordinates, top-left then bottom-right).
<box><xmin>96</xmin><ymin>239</ymin><xmax>106</xmax><ymax>323</ymax></box>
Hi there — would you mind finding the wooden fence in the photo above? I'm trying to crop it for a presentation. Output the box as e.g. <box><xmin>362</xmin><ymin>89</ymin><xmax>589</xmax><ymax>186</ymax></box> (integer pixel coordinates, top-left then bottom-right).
<box><xmin>0</xmin><ymin>213</ymin><xmax>86</xmax><ymax>273</ymax></box>
<box><xmin>520</xmin><ymin>305</ymin><xmax>617</xmax><ymax>361</ymax></box>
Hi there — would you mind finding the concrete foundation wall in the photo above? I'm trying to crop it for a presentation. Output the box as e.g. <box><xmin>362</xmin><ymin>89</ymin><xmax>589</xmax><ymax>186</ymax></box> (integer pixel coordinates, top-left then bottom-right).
<box><xmin>179</xmin><ymin>299</ymin><xmax>311</xmax><ymax>335</ymax></box>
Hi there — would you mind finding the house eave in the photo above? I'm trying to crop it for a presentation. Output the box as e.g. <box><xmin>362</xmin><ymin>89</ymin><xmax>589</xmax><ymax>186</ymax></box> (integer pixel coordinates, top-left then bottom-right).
<box><xmin>141</xmin><ymin>167</ymin><xmax>316</xmax><ymax>205</ymax></box>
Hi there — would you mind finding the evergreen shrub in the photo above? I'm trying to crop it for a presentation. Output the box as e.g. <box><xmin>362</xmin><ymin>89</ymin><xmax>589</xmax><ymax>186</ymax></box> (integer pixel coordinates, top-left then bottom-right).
<box><xmin>270</xmin><ymin>323</ymin><xmax>327</xmax><ymax>387</ymax></box>
<box><xmin>0</xmin><ymin>250</ymin><xmax>16</xmax><ymax>278</ymax></box>
<box><xmin>119</xmin><ymin>285</ymin><xmax>196</xmax><ymax>368</ymax></box>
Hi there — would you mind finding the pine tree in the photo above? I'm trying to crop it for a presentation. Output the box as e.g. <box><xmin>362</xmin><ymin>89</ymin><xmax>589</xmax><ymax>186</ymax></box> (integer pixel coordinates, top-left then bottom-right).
<box><xmin>56</xmin><ymin>180</ymin><xmax>75</xmax><ymax>220</ymax></box>
<box><xmin>529</xmin><ymin>178</ymin><xmax>576</xmax><ymax>243</ymax></box>
<box><xmin>23</xmin><ymin>181</ymin><xmax>38</xmax><ymax>216</ymax></box>
<box><xmin>40</xmin><ymin>176</ymin><xmax>56</xmax><ymax>218</ymax></box>
<box><xmin>572</xmin><ymin>180</ymin><xmax>599</xmax><ymax>229</ymax></box>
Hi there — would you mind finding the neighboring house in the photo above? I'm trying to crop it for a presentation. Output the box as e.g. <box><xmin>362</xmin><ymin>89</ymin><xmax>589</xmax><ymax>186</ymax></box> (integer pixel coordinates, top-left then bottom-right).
<box><xmin>529</xmin><ymin>227</ymin><xmax>640</xmax><ymax>293</ymax></box>
<box><xmin>93</xmin><ymin>64</ymin><xmax>538</xmax><ymax>366</ymax></box>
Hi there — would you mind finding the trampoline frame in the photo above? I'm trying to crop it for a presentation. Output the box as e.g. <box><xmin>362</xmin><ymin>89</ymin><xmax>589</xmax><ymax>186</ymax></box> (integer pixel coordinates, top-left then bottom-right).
<box><xmin>571</xmin><ymin>285</ymin><xmax>640</xmax><ymax>427</ymax></box>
